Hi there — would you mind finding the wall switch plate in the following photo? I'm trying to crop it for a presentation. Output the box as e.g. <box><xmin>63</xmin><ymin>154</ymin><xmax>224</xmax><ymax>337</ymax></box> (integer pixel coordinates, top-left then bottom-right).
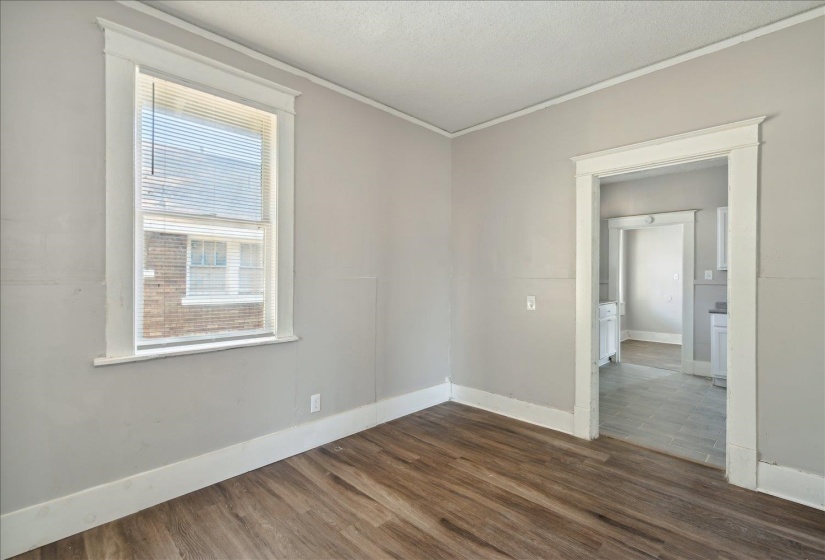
<box><xmin>310</xmin><ymin>394</ymin><xmax>321</xmax><ymax>413</ymax></box>
<box><xmin>673</xmin><ymin>273</ymin><xmax>679</xmax><ymax>280</ymax></box>
<box><xmin>526</xmin><ymin>295</ymin><xmax>536</xmax><ymax>311</ymax></box>
<box><xmin>704</xmin><ymin>270</ymin><xmax>713</xmax><ymax>280</ymax></box>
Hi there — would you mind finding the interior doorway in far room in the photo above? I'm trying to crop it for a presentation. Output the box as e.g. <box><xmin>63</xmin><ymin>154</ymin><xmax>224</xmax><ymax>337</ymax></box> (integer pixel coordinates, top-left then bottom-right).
<box><xmin>615</xmin><ymin>222</ymin><xmax>684</xmax><ymax>372</ymax></box>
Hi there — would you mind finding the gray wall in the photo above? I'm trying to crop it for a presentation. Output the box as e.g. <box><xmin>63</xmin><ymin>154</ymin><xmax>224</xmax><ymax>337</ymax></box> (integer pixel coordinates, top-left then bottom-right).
<box><xmin>624</xmin><ymin>226</ymin><xmax>684</xmax><ymax>336</ymax></box>
<box><xmin>452</xmin><ymin>18</ymin><xmax>824</xmax><ymax>475</ymax></box>
<box><xmin>599</xmin><ymin>166</ymin><xmax>729</xmax><ymax>361</ymax></box>
<box><xmin>2</xmin><ymin>2</ymin><xmax>823</xmax><ymax>519</ymax></box>
<box><xmin>0</xmin><ymin>1</ymin><xmax>451</xmax><ymax>515</ymax></box>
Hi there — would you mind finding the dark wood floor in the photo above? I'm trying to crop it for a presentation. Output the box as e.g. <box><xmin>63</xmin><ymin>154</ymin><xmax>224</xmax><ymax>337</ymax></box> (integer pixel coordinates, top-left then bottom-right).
<box><xmin>16</xmin><ymin>402</ymin><xmax>825</xmax><ymax>560</ymax></box>
<box><xmin>621</xmin><ymin>339</ymin><xmax>682</xmax><ymax>372</ymax></box>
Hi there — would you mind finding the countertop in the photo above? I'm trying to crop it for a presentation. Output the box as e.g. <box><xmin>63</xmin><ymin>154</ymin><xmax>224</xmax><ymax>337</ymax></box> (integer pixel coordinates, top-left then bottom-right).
<box><xmin>709</xmin><ymin>302</ymin><xmax>727</xmax><ymax>314</ymax></box>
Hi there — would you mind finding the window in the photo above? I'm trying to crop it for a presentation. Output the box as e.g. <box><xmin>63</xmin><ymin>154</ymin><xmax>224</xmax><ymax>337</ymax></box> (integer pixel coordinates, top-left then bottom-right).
<box><xmin>181</xmin><ymin>239</ymin><xmax>264</xmax><ymax>303</ymax></box>
<box><xmin>97</xmin><ymin>22</ymin><xmax>298</xmax><ymax>364</ymax></box>
<box><xmin>137</xmin><ymin>72</ymin><xmax>274</xmax><ymax>346</ymax></box>
<box><xmin>188</xmin><ymin>240</ymin><xmax>228</xmax><ymax>296</ymax></box>
<box><xmin>239</xmin><ymin>243</ymin><xmax>264</xmax><ymax>295</ymax></box>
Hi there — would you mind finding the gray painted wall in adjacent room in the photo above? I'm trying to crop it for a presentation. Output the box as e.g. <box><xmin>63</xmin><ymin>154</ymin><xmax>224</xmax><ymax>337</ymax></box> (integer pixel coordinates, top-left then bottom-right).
<box><xmin>0</xmin><ymin>1</ymin><xmax>451</xmax><ymax>515</ymax></box>
<box><xmin>624</xmin><ymin>226</ymin><xmax>684</xmax><ymax>336</ymax></box>
<box><xmin>451</xmin><ymin>18</ymin><xmax>824</xmax><ymax>475</ymax></box>
<box><xmin>599</xmin><ymin>166</ymin><xmax>729</xmax><ymax>361</ymax></box>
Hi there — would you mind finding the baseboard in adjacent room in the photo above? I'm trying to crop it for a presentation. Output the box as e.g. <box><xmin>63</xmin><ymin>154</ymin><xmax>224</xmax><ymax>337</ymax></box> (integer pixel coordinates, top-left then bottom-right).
<box><xmin>692</xmin><ymin>360</ymin><xmax>712</xmax><ymax>377</ymax></box>
<box><xmin>682</xmin><ymin>359</ymin><xmax>712</xmax><ymax>377</ymax></box>
<box><xmin>451</xmin><ymin>385</ymin><xmax>573</xmax><ymax>434</ymax></box>
<box><xmin>626</xmin><ymin>330</ymin><xmax>682</xmax><ymax>345</ymax></box>
<box><xmin>758</xmin><ymin>462</ymin><xmax>825</xmax><ymax>511</ymax></box>
<box><xmin>620</xmin><ymin>329</ymin><xmax>630</xmax><ymax>342</ymax></box>
<box><xmin>0</xmin><ymin>382</ymin><xmax>451</xmax><ymax>560</ymax></box>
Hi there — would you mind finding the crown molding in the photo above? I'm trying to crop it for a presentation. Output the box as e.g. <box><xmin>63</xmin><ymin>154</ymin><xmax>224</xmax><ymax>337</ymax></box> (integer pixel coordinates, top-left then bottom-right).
<box><xmin>118</xmin><ymin>2</ymin><xmax>823</xmax><ymax>139</ymax></box>
<box><xmin>451</xmin><ymin>7</ymin><xmax>824</xmax><ymax>138</ymax></box>
<box><xmin>115</xmin><ymin>1</ymin><xmax>453</xmax><ymax>137</ymax></box>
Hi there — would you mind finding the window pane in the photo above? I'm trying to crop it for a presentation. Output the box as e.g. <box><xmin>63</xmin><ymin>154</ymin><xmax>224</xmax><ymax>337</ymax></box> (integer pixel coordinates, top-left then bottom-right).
<box><xmin>203</xmin><ymin>242</ymin><xmax>214</xmax><ymax>266</ymax></box>
<box><xmin>138</xmin><ymin>79</ymin><xmax>270</xmax><ymax>222</ymax></box>
<box><xmin>239</xmin><ymin>268</ymin><xmax>264</xmax><ymax>295</ymax></box>
<box><xmin>137</xmin><ymin>72</ymin><xmax>273</xmax><ymax>346</ymax></box>
<box><xmin>190</xmin><ymin>240</ymin><xmax>203</xmax><ymax>265</ymax></box>
<box><xmin>240</xmin><ymin>243</ymin><xmax>262</xmax><ymax>267</ymax></box>
<box><xmin>190</xmin><ymin>266</ymin><xmax>226</xmax><ymax>295</ymax></box>
<box><xmin>215</xmin><ymin>241</ymin><xmax>227</xmax><ymax>266</ymax></box>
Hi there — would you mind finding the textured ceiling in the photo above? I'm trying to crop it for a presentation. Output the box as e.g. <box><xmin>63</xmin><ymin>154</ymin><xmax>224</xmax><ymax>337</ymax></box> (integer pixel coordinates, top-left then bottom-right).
<box><xmin>143</xmin><ymin>1</ymin><xmax>824</xmax><ymax>133</ymax></box>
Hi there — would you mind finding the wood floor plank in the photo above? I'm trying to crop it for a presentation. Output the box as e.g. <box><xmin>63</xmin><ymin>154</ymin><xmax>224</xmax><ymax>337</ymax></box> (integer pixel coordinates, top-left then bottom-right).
<box><xmin>81</xmin><ymin>519</ymin><xmax>130</xmax><ymax>560</ymax></box>
<box><xmin>30</xmin><ymin>531</ymin><xmax>86</xmax><ymax>560</ymax></box>
<box><xmin>330</xmin><ymin>434</ymin><xmax>598</xmax><ymax>558</ymax></box>
<box><xmin>12</xmin><ymin>402</ymin><xmax>825</xmax><ymax>560</ymax></box>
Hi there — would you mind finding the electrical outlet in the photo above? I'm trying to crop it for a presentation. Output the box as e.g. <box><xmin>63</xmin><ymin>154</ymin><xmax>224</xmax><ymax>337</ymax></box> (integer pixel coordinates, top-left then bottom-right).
<box><xmin>673</xmin><ymin>273</ymin><xmax>679</xmax><ymax>280</ymax></box>
<box><xmin>704</xmin><ymin>270</ymin><xmax>713</xmax><ymax>280</ymax></box>
<box><xmin>526</xmin><ymin>295</ymin><xmax>536</xmax><ymax>311</ymax></box>
<box><xmin>310</xmin><ymin>394</ymin><xmax>321</xmax><ymax>413</ymax></box>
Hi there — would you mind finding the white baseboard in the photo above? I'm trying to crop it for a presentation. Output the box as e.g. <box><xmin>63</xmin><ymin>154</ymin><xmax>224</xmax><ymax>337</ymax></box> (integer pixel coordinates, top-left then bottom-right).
<box><xmin>683</xmin><ymin>359</ymin><xmax>712</xmax><ymax>377</ymax></box>
<box><xmin>6</xmin><ymin>379</ymin><xmax>818</xmax><ymax>558</ymax></box>
<box><xmin>0</xmin><ymin>382</ymin><xmax>450</xmax><ymax>560</ymax></box>
<box><xmin>626</xmin><ymin>330</ymin><xmax>682</xmax><ymax>345</ymax></box>
<box><xmin>757</xmin><ymin>462</ymin><xmax>825</xmax><ymax>511</ymax></box>
<box><xmin>451</xmin><ymin>385</ymin><xmax>573</xmax><ymax>434</ymax></box>
<box><xmin>620</xmin><ymin>330</ymin><xmax>630</xmax><ymax>342</ymax></box>
<box><xmin>376</xmin><ymin>382</ymin><xmax>451</xmax><ymax>423</ymax></box>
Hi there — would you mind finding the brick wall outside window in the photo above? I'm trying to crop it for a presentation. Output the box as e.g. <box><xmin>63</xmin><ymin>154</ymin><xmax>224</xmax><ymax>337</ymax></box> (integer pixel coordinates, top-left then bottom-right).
<box><xmin>142</xmin><ymin>232</ymin><xmax>264</xmax><ymax>339</ymax></box>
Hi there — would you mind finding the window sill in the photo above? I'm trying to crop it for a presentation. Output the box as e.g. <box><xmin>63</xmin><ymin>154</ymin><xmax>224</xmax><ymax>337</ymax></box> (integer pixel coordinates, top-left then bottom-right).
<box><xmin>181</xmin><ymin>294</ymin><xmax>264</xmax><ymax>306</ymax></box>
<box><xmin>93</xmin><ymin>335</ymin><xmax>299</xmax><ymax>366</ymax></box>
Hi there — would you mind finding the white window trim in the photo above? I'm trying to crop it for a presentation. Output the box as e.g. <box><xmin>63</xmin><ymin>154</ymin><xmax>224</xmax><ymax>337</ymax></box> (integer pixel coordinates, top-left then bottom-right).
<box><xmin>96</xmin><ymin>19</ymin><xmax>299</xmax><ymax>366</ymax></box>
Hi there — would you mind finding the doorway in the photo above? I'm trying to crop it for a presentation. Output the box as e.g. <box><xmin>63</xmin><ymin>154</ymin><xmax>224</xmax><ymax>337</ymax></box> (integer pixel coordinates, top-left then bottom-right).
<box><xmin>604</xmin><ymin>209</ymin><xmax>696</xmax><ymax>373</ymax></box>
<box><xmin>596</xmin><ymin>165</ymin><xmax>727</xmax><ymax>468</ymax></box>
<box><xmin>571</xmin><ymin>117</ymin><xmax>763</xmax><ymax>490</ymax></box>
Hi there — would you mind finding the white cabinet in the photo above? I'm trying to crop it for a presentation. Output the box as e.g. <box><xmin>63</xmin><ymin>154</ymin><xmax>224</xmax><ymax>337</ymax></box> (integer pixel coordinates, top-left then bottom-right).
<box><xmin>710</xmin><ymin>313</ymin><xmax>728</xmax><ymax>387</ymax></box>
<box><xmin>717</xmin><ymin>207</ymin><xmax>728</xmax><ymax>271</ymax></box>
<box><xmin>606</xmin><ymin>316</ymin><xmax>617</xmax><ymax>357</ymax></box>
<box><xmin>598</xmin><ymin>302</ymin><xmax>618</xmax><ymax>366</ymax></box>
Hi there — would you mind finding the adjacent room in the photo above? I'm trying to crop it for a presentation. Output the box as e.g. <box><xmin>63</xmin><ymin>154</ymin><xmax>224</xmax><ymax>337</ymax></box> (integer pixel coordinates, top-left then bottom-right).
<box><xmin>2</xmin><ymin>2</ymin><xmax>824</xmax><ymax>559</ymax></box>
<box><xmin>597</xmin><ymin>161</ymin><xmax>729</xmax><ymax>467</ymax></box>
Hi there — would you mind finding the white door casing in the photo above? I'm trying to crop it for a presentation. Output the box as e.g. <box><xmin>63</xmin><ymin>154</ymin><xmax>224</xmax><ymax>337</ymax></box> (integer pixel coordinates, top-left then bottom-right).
<box><xmin>717</xmin><ymin>206</ymin><xmax>729</xmax><ymax>270</ymax></box>
<box><xmin>572</xmin><ymin>117</ymin><xmax>764</xmax><ymax>490</ymax></box>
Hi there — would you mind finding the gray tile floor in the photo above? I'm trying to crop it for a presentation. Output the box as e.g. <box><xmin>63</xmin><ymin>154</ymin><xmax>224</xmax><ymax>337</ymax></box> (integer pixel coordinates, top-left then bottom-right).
<box><xmin>599</xmin><ymin>360</ymin><xmax>726</xmax><ymax>468</ymax></box>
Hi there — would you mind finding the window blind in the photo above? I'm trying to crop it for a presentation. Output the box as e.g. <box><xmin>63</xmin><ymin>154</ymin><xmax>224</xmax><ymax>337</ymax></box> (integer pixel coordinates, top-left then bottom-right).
<box><xmin>136</xmin><ymin>71</ymin><xmax>276</xmax><ymax>348</ymax></box>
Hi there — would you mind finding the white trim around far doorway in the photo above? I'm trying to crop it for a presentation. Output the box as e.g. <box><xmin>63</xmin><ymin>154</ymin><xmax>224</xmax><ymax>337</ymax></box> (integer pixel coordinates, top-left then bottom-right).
<box><xmin>606</xmin><ymin>210</ymin><xmax>696</xmax><ymax>370</ymax></box>
<box><xmin>571</xmin><ymin>117</ymin><xmax>764</xmax><ymax>491</ymax></box>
